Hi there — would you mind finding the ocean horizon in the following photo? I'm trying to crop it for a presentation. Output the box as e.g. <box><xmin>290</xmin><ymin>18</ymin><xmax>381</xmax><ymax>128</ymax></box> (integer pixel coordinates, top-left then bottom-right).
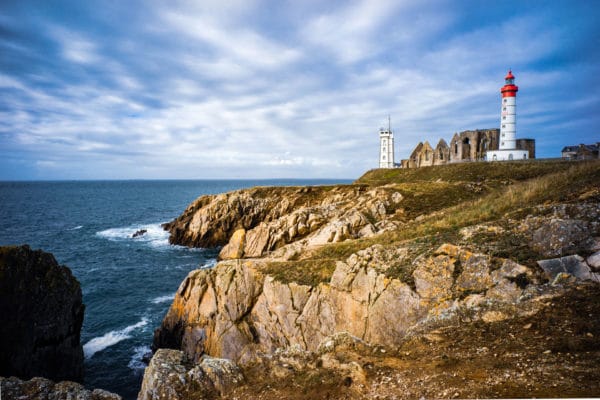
<box><xmin>0</xmin><ymin>178</ymin><xmax>352</xmax><ymax>399</ymax></box>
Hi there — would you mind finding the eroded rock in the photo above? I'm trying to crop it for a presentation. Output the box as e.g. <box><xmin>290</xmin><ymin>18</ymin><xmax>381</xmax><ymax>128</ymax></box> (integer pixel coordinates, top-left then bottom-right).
<box><xmin>137</xmin><ymin>349</ymin><xmax>243</xmax><ymax>400</ymax></box>
<box><xmin>0</xmin><ymin>376</ymin><xmax>121</xmax><ymax>400</ymax></box>
<box><xmin>0</xmin><ymin>245</ymin><xmax>85</xmax><ymax>382</ymax></box>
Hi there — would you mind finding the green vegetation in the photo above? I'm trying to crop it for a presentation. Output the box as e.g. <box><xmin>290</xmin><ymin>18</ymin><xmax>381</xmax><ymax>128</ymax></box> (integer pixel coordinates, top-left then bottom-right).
<box><xmin>265</xmin><ymin>160</ymin><xmax>600</xmax><ymax>287</ymax></box>
<box><xmin>356</xmin><ymin>159</ymin><xmax>578</xmax><ymax>186</ymax></box>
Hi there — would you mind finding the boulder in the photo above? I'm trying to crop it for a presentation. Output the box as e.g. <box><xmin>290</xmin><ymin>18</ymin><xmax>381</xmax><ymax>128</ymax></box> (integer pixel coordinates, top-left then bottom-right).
<box><xmin>537</xmin><ymin>255</ymin><xmax>598</xmax><ymax>282</ymax></box>
<box><xmin>0</xmin><ymin>376</ymin><xmax>122</xmax><ymax>400</ymax></box>
<box><xmin>137</xmin><ymin>349</ymin><xmax>243</xmax><ymax>400</ymax></box>
<box><xmin>530</xmin><ymin>218</ymin><xmax>594</xmax><ymax>257</ymax></box>
<box><xmin>218</xmin><ymin>228</ymin><xmax>246</xmax><ymax>260</ymax></box>
<box><xmin>587</xmin><ymin>250</ymin><xmax>600</xmax><ymax>270</ymax></box>
<box><xmin>132</xmin><ymin>229</ymin><xmax>147</xmax><ymax>238</ymax></box>
<box><xmin>0</xmin><ymin>245</ymin><xmax>85</xmax><ymax>382</ymax></box>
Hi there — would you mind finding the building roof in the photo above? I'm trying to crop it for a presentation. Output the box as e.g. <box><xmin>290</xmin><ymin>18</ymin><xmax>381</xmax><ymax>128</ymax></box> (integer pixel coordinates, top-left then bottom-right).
<box><xmin>561</xmin><ymin>143</ymin><xmax>599</xmax><ymax>153</ymax></box>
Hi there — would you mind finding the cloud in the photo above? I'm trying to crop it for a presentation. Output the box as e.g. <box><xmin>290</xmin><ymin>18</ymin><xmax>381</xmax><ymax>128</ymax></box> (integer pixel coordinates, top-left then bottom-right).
<box><xmin>0</xmin><ymin>1</ymin><xmax>598</xmax><ymax>180</ymax></box>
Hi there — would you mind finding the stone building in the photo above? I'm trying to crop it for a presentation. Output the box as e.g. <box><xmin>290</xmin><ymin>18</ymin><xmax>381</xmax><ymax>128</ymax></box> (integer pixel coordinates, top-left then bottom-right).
<box><xmin>402</xmin><ymin>129</ymin><xmax>535</xmax><ymax>168</ymax></box>
<box><xmin>449</xmin><ymin>129</ymin><xmax>500</xmax><ymax>162</ymax></box>
<box><xmin>561</xmin><ymin>143</ymin><xmax>599</xmax><ymax>160</ymax></box>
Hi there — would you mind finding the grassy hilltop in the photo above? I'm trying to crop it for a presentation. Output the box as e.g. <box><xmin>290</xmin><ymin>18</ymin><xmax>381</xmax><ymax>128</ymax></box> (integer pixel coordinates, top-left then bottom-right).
<box><xmin>264</xmin><ymin>159</ymin><xmax>600</xmax><ymax>286</ymax></box>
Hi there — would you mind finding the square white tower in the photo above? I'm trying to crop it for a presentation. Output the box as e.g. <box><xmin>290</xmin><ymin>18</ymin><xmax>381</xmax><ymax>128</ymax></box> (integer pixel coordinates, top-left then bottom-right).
<box><xmin>379</xmin><ymin>127</ymin><xmax>394</xmax><ymax>168</ymax></box>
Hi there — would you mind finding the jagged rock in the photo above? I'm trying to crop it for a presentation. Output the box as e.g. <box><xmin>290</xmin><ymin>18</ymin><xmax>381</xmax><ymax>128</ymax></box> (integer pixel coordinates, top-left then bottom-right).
<box><xmin>0</xmin><ymin>245</ymin><xmax>85</xmax><ymax>382</ymax></box>
<box><xmin>455</xmin><ymin>252</ymin><xmax>493</xmax><ymax>294</ymax></box>
<box><xmin>218</xmin><ymin>228</ymin><xmax>246</xmax><ymax>260</ymax></box>
<box><xmin>537</xmin><ymin>255</ymin><xmax>600</xmax><ymax>282</ymax></box>
<box><xmin>137</xmin><ymin>349</ymin><xmax>243</xmax><ymax>400</ymax></box>
<box><xmin>132</xmin><ymin>229</ymin><xmax>147</xmax><ymax>238</ymax></box>
<box><xmin>530</xmin><ymin>218</ymin><xmax>595</xmax><ymax>257</ymax></box>
<box><xmin>587</xmin><ymin>250</ymin><xmax>600</xmax><ymax>270</ymax></box>
<box><xmin>0</xmin><ymin>376</ymin><xmax>121</xmax><ymax>400</ymax></box>
<box><xmin>155</xmin><ymin>242</ymin><xmax>535</xmax><ymax>367</ymax></box>
<box><xmin>413</xmin><ymin>253</ymin><xmax>455</xmax><ymax>308</ymax></box>
<box><xmin>164</xmin><ymin>185</ymin><xmax>403</xmax><ymax>258</ymax></box>
<box><xmin>198</xmin><ymin>356</ymin><xmax>244</xmax><ymax>394</ymax></box>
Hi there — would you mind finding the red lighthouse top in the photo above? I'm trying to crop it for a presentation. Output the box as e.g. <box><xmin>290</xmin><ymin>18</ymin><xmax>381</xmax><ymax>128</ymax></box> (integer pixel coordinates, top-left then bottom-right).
<box><xmin>501</xmin><ymin>69</ymin><xmax>518</xmax><ymax>98</ymax></box>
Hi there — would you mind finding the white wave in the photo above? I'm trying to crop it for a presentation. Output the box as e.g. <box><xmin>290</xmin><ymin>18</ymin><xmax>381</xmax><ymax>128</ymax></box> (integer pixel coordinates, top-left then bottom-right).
<box><xmin>96</xmin><ymin>222</ymin><xmax>170</xmax><ymax>249</ymax></box>
<box><xmin>128</xmin><ymin>345</ymin><xmax>152</xmax><ymax>371</ymax></box>
<box><xmin>70</xmin><ymin>225</ymin><xmax>83</xmax><ymax>230</ymax></box>
<box><xmin>83</xmin><ymin>318</ymin><xmax>148</xmax><ymax>359</ymax></box>
<box><xmin>200</xmin><ymin>259</ymin><xmax>217</xmax><ymax>269</ymax></box>
<box><xmin>151</xmin><ymin>294</ymin><xmax>175</xmax><ymax>304</ymax></box>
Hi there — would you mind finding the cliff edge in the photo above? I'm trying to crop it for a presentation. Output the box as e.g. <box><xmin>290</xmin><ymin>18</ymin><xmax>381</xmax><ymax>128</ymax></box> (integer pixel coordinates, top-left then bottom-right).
<box><xmin>0</xmin><ymin>245</ymin><xmax>85</xmax><ymax>382</ymax></box>
<box><xmin>149</xmin><ymin>160</ymin><xmax>600</xmax><ymax>398</ymax></box>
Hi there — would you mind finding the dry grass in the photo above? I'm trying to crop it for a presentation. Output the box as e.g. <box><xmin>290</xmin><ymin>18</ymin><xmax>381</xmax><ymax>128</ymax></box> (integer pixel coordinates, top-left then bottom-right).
<box><xmin>264</xmin><ymin>160</ymin><xmax>600</xmax><ymax>286</ymax></box>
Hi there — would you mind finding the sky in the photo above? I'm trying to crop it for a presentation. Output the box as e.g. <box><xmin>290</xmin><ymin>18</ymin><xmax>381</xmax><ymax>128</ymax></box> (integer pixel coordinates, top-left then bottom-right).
<box><xmin>1</xmin><ymin>0</ymin><xmax>599</xmax><ymax>180</ymax></box>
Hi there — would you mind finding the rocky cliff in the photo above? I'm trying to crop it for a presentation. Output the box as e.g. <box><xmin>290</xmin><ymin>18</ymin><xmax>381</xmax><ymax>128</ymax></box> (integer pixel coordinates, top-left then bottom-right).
<box><xmin>164</xmin><ymin>185</ymin><xmax>403</xmax><ymax>260</ymax></box>
<box><xmin>0</xmin><ymin>376</ymin><xmax>122</xmax><ymax>400</ymax></box>
<box><xmin>148</xmin><ymin>160</ymin><xmax>600</xmax><ymax>398</ymax></box>
<box><xmin>153</xmin><ymin>242</ymin><xmax>545</xmax><ymax>364</ymax></box>
<box><xmin>0</xmin><ymin>245</ymin><xmax>85</xmax><ymax>382</ymax></box>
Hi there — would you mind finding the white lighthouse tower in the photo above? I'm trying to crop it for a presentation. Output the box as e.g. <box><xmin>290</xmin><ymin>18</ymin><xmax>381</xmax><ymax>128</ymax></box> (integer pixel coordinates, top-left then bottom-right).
<box><xmin>487</xmin><ymin>70</ymin><xmax>529</xmax><ymax>161</ymax></box>
<box><xmin>379</xmin><ymin>117</ymin><xmax>395</xmax><ymax>168</ymax></box>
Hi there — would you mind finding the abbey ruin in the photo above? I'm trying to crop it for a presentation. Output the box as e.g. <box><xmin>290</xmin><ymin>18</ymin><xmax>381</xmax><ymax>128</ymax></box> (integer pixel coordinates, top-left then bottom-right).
<box><xmin>401</xmin><ymin>129</ymin><xmax>535</xmax><ymax>168</ymax></box>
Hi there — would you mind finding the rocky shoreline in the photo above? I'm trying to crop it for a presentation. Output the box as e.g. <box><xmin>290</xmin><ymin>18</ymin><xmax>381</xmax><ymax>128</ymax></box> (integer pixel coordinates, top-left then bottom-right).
<box><xmin>2</xmin><ymin>160</ymin><xmax>599</xmax><ymax>399</ymax></box>
<box><xmin>145</xmin><ymin>161</ymin><xmax>600</xmax><ymax>398</ymax></box>
<box><xmin>0</xmin><ymin>245</ymin><xmax>122</xmax><ymax>399</ymax></box>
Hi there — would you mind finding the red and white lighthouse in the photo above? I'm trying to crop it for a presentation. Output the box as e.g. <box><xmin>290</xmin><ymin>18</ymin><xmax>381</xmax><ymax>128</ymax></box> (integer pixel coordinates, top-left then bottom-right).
<box><xmin>487</xmin><ymin>70</ymin><xmax>529</xmax><ymax>161</ymax></box>
<box><xmin>499</xmin><ymin>70</ymin><xmax>518</xmax><ymax>150</ymax></box>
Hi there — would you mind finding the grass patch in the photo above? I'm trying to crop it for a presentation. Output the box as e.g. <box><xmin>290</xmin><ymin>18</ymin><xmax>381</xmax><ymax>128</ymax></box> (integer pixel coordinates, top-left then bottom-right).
<box><xmin>262</xmin><ymin>259</ymin><xmax>337</xmax><ymax>287</ymax></box>
<box><xmin>356</xmin><ymin>159</ymin><xmax>582</xmax><ymax>186</ymax></box>
<box><xmin>262</xmin><ymin>160</ymin><xmax>600</xmax><ymax>286</ymax></box>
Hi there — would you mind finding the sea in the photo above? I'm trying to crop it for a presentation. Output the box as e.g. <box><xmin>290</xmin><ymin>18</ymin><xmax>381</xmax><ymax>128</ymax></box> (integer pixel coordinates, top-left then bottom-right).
<box><xmin>0</xmin><ymin>179</ymin><xmax>351</xmax><ymax>399</ymax></box>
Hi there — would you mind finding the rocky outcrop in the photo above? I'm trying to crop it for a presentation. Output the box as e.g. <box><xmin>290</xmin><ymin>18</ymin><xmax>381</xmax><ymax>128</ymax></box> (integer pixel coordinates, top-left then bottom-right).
<box><xmin>0</xmin><ymin>245</ymin><xmax>85</xmax><ymax>382</ymax></box>
<box><xmin>163</xmin><ymin>185</ymin><xmax>403</xmax><ymax>259</ymax></box>
<box><xmin>0</xmin><ymin>376</ymin><xmax>121</xmax><ymax>400</ymax></box>
<box><xmin>154</xmin><ymin>243</ymin><xmax>538</xmax><ymax>365</ymax></box>
<box><xmin>521</xmin><ymin>203</ymin><xmax>600</xmax><ymax>258</ymax></box>
<box><xmin>537</xmin><ymin>255</ymin><xmax>600</xmax><ymax>283</ymax></box>
<box><xmin>137</xmin><ymin>349</ymin><xmax>243</xmax><ymax>400</ymax></box>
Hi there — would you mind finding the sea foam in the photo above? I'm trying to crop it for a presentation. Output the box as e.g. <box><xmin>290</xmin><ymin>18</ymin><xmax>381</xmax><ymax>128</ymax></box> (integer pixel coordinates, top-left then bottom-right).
<box><xmin>83</xmin><ymin>318</ymin><xmax>148</xmax><ymax>359</ymax></box>
<box><xmin>96</xmin><ymin>222</ymin><xmax>170</xmax><ymax>249</ymax></box>
<box><xmin>151</xmin><ymin>294</ymin><xmax>175</xmax><ymax>304</ymax></box>
<box><xmin>128</xmin><ymin>345</ymin><xmax>152</xmax><ymax>371</ymax></box>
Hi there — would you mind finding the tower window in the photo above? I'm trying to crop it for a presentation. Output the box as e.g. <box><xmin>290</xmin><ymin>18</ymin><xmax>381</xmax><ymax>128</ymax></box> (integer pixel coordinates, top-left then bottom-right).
<box><xmin>503</xmin><ymin>107</ymin><xmax>506</xmax><ymax>111</ymax></box>
<box><xmin>503</xmin><ymin>99</ymin><xmax>507</xmax><ymax>103</ymax></box>
<box><xmin>502</xmin><ymin>133</ymin><xmax>505</xmax><ymax>137</ymax></box>
<box><xmin>502</xmin><ymin>124</ymin><xmax>505</xmax><ymax>128</ymax></box>
<box><xmin>383</xmin><ymin>147</ymin><xmax>386</xmax><ymax>152</ymax></box>
<box><xmin>503</xmin><ymin>116</ymin><xmax>506</xmax><ymax>120</ymax></box>
<box><xmin>382</xmin><ymin>155</ymin><xmax>385</xmax><ymax>160</ymax></box>
<box><xmin>501</xmin><ymin>142</ymin><xmax>505</xmax><ymax>146</ymax></box>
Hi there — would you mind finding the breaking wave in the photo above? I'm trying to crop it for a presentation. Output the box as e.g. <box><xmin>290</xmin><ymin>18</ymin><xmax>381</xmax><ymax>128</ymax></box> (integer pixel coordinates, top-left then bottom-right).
<box><xmin>83</xmin><ymin>318</ymin><xmax>148</xmax><ymax>359</ymax></box>
<box><xmin>96</xmin><ymin>222</ymin><xmax>170</xmax><ymax>249</ymax></box>
<box><xmin>151</xmin><ymin>294</ymin><xmax>175</xmax><ymax>304</ymax></box>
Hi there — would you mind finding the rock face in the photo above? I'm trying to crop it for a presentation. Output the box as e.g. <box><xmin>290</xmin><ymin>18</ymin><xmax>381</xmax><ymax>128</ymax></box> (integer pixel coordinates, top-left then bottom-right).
<box><xmin>0</xmin><ymin>376</ymin><xmax>121</xmax><ymax>400</ymax></box>
<box><xmin>164</xmin><ymin>185</ymin><xmax>403</xmax><ymax>259</ymax></box>
<box><xmin>0</xmin><ymin>245</ymin><xmax>85</xmax><ymax>382</ymax></box>
<box><xmin>137</xmin><ymin>348</ymin><xmax>243</xmax><ymax>400</ymax></box>
<box><xmin>154</xmin><ymin>244</ymin><xmax>536</xmax><ymax>364</ymax></box>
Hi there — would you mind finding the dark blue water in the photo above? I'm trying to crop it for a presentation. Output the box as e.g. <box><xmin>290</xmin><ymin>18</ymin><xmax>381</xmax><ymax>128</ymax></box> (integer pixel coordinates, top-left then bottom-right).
<box><xmin>0</xmin><ymin>179</ymin><xmax>351</xmax><ymax>399</ymax></box>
